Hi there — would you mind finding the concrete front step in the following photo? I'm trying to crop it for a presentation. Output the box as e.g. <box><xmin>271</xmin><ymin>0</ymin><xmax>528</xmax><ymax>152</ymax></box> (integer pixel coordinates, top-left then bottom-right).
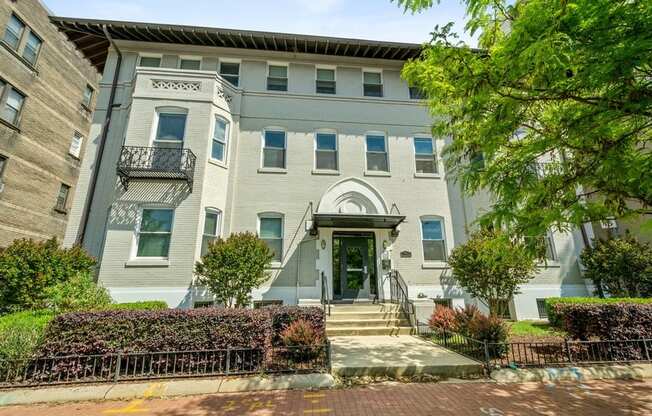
<box><xmin>326</xmin><ymin>326</ymin><xmax>415</xmax><ymax>336</ymax></box>
<box><xmin>327</xmin><ymin>311</ymin><xmax>405</xmax><ymax>321</ymax></box>
<box><xmin>328</xmin><ymin>303</ymin><xmax>401</xmax><ymax>313</ymax></box>
<box><xmin>326</xmin><ymin>318</ymin><xmax>411</xmax><ymax>328</ymax></box>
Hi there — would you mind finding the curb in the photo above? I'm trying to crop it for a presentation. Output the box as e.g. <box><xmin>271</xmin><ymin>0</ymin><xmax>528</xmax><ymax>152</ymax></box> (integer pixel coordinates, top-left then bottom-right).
<box><xmin>490</xmin><ymin>363</ymin><xmax>652</xmax><ymax>383</ymax></box>
<box><xmin>0</xmin><ymin>373</ymin><xmax>336</xmax><ymax>407</ymax></box>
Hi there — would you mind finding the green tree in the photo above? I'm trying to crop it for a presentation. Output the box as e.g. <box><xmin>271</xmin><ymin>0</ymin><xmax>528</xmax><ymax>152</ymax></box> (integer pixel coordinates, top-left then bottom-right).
<box><xmin>448</xmin><ymin>229</ymin><xmax>539</xmax><ymax>316</ymax></box>
<box><xmin>0</xmin><ymin>238</ymin><xmax>96</xmax><ymax>313</ymax></box>
<box><xmin>44</xmin><ymin>272</ymin><xmax>113</xmax><ymax>313</ymax></box>
<box><xmin>581</xmin><ymin>234</ymin><xmax>652</xmax><ymax>297</ymax></box>
<box><xmin>396</xmin><ymin>0</ymin><xmax>652</xmax><ymax>236</ymax></box>
<box><xmin>194</xmin><ymin>232</ymin><xmax>274</xmax><ymax>308</ymax></box>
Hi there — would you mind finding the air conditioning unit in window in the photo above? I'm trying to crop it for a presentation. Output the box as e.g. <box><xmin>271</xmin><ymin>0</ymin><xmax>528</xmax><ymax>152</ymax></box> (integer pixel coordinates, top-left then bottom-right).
<box><xmin>600</xmin><ymin>218</ymin><xmax>618</xmax><ymax>229</ymax></box>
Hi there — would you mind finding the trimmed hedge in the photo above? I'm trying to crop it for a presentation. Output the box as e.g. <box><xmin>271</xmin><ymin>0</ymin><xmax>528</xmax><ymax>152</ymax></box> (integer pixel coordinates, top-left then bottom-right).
<box><xmin>102</xmin><ymin>301</ymin><xmax>168</xmax><ymax>311</ymax></box>
<box><xmin>545</xmin><ymin>297</ymin><xmax>652</xmax><ymax>328</ymax></box>
<box><xmin>38</xmin><ymin>306</ymin><xmax>324</xmax><ymax>356</ymax></box>
<box><xmin>561</xmin><ymin>303</ymin><xmax>652</xmax><ymax>341</ymax></box>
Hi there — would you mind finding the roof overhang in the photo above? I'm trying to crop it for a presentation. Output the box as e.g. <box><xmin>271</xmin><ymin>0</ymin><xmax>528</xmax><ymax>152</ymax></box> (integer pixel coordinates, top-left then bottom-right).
<box><xmin>49</xmin><ymin>16</ymin><xmax>423</xmax><ymax>72</ymax></box>
<box><xmin>312</xmin><ymin>213</ymin><xmax>405</xmax><ymax>230</ymax></box>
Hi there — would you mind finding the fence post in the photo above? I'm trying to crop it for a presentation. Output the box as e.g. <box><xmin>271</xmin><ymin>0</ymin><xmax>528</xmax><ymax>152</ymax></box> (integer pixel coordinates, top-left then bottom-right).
<box><xmin>114</xmin><ymin>352</ymin><xmax>122</xmax><ymax>383</ymax></box>
<box><xmin>483</xmin><ymin>341</ymin><xmax>491</xmax><ymax>369</ymax></box>
<box><xmin>226</xmin><ymin>348</ymin><xmax>230</xmax><ymax>375</ymax></box>
<box><xmin>564</xmin><ymin>339</ymin><xmax>574</xmax><ymax>365</ymax></box>
<box><xmin>643</xmin><ymin>340</ymin><xmax>651</xmax><ymax>362</ymax></box>
<box><xmin>443</xmin><ymin>328</ymin><xmax>448</xmax><ymax>347</ymax></box>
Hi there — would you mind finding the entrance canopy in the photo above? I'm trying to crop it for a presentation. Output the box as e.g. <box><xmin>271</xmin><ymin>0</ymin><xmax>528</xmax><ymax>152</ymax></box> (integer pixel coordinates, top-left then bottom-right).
<box><xmin>312</xmin><ymin>213</ymin><xmax>405</xmax><ymax>229</ymax></box>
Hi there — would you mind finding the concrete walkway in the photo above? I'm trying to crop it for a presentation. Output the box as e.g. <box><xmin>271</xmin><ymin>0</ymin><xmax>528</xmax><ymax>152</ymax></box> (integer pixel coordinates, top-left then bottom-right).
<box><xmin>329</xmin><ymin>335</ymin><xmax>484</xmax><ymax>378</ymax></box>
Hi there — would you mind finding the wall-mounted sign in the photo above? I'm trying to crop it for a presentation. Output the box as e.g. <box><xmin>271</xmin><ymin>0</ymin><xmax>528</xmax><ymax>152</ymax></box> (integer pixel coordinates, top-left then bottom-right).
<box><xmin>400</xmin><ymin>250</ymin><xmax>412</xmax><ymax>258</ymax></box>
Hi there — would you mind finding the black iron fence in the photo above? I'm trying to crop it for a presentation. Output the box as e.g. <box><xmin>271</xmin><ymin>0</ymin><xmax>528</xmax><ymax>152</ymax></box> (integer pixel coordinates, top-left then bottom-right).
<box><xmin>417</xmin><ymin>321</ymin><xmax>652</xmax><ymax>370</ymax></box>
<box><xmin>389</xmin><ymin>270</ymin><xmax>415</xmax><ymax>326</ymax></box>
<box><xmin>0</xmin><ymin>344</ymin><xmax>329</xmax><ymax>388</ymax></box>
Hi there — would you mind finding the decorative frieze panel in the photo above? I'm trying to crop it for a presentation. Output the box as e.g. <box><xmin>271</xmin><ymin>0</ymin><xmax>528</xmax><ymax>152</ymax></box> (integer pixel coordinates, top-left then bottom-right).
<box><xmin>151</xmin><ymin>79</ymin><xmax>201</xmax><ymax>92</ymax></box>
<box><xmin>216</xmin><ymin>86</ymin><xmax>233</xmax><ymax>103</ymax></box>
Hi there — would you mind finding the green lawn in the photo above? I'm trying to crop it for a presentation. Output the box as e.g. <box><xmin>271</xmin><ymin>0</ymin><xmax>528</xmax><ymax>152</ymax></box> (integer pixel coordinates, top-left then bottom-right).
<box><xmin>509</xmin><ymin>320</ymin><xmax>565</xmax><ymax>339</ymax></box>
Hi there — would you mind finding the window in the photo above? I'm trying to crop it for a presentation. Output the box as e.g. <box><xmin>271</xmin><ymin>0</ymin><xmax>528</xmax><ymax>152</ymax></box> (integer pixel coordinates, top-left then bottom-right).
<box><xmin>365</xmin><ymin>134</ymin><xmax>388</xmax><ymax>172</ymax></box>
<box><xmin>136</xmin><ymin>208</ymin><xmax>174</xmax><ymax>258</ymax></box>
<box><xmin>414</xmin><ymin>137</ymin><xmax>437</xmax><ymax>174</ymax></box>
<box><xmin>470</xmin><ymin>152</ymin><xmax>485</xmax><ymax>169</ymax></box>
<box><xmin>55</xmin><ymin>184</ymin><xmax>70</xmax><ymax>212</ymax></box>
<box><xmin>0</xmin><ymin>84</ymin><xmax>25</xmax><ymax>126</ymax></box>
<box><xmin>154</xmin><ymin>112</ymin><xmax>187</xmax><ymax>147</ymax></box>
<box><xmin>139</xmin><ymin>56</ymin><xmax>161</xmax><ymax>68</ymax></box>
<box><xmin>82</xmin><ymin>85</ymin><xmax>94</xmax><ymax>108</ymax></box>
<box><xmin>267</xmin><ymin>64</ymin><xmax>288</xmax><ymax>91</ymax></box>
<box><xmin>433</xmin><ymin>298</ymin><xmax>452</xmax><ymax>308</ymax></box>
<box><xmin>201</xmin><ymin>209</ymin><xmax>221</xmax><ymax>256</ymax></box>
<box><xmin>421</xmin><ymin>218</ymin><xmax>446</xmax><ymax>261</ymax></box>
<box><xmin>3</xmin><ymin>14</ymin><xmax>24</xmax><ymax>50</ymax></box>
<box><xmin>219</xmin><ymin>61</ymin><xmax>240</xmax><ymax>86</ymax></box>
<box><xmin>259</xmin><ymin>215</ymin><xmax>283</xmax><ymax>262</ymax></box>
<box><xmin>543</xmin><ymin>232</ymin><xmax>556</xmax><ymax>261</ymax></box>
<box><xmin>211</xmin><ymin>117</ymin><xmax>228</xmax><ymax>162</ymax></box>
<box><xmin>253</xmin><ymin>300</ymin><xmax>283</xmax><ymax>309</ymax></box>
<box><xmin>194</xmin><ymin>301</ymin><xmax>215</xmax><ymax>308</ymax></box>
<box><xmin>22</xmin><ymin>32</ymin><xmax>42</xmax><ymax>65</ymax></box>
<box><xmin>179</xmin><ymin>57</ymin><xmax>201</xmax><ymax>70</ymax></box>
<box><xmin>536</xmin><ymin>299</ymin><xmax>547</xmax><ymax>319</ymax></box>
<box><xmin>262</xmin><ymin>130</ymin><xmax>286</xmax><ymax>169</ymax></box>
<box><xmin>0</xmin><ymin>154</ymin><xmax>7</xmax><ymax>185</ymax></box>
<box><xmin>363</xmin><ymin>71</ymin><xmax>383</xmax><ymax>97</ymax></box>
<box><xmin>315</xmin><ymin>132</ymin><xmax>337</xmax><ymax>171</ymax></box>
<box><xmin>69</xmin><ymin>131</ymin><xmax>83</xmax><ymax>158</ymax></box>
<box><xmin>316</xmin><ymin>68</ymin><xmax>336</xmax><ymax>94</ymax></box>
<box><xmin>409</xmin><ymin>86</ymin><xmax>424</xmax><ymax>99</ymax></box>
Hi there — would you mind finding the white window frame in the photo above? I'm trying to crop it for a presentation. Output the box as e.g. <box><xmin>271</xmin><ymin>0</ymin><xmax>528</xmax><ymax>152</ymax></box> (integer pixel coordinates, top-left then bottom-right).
<box><xmin>420</xmin><ymin>215</ymin><xmax>447</xmax><ymax>264</ymax></box>
<box><xmin>266</xmin><ymin>62</ymin><xmax>289</xmax><ymax>92</ymax></box>
<box><xmin>138</xmin><ymin>53</ymin><xmax>163</xmax><ymax>68</ymax></box>
<box><xmin>132</xmin><ymin>207</ymin><xmax>175</xmax><ymax>260</ymax></box>
<box><xmin>413</xmin><ymin>135</ymin><xmax>439</xmax><ymax>177</ymax></box>
<box><xmin>210</xmin><ymin>115</ymin><xmax>229</xmax><ymax>164</ymax></box>
<box><xmin>178</xmin><ymin>55</ymin><xmax>202</xmax><ymax>71</ymax></box>
<box><xmin>364</xmin><ymin>131</ymin><xmax>390</xmax><ymax>174</ymax></box>
<box><xmin>219</xmin><ymin>58</ymin><xmax>241</xmax><ymax>87</ymax></box>
<box><xmin>258</xmin><ymin>212</ymin><xmax>284</xmax><ymax>265</ymax></box>
<box><xmin>200</xmin><ymin>207</ymin><xmax>222</xmax><ymax>256</ymax></box>
<box><xmin>260</xmin><ymin>127</ymin><xmax>287</xmax><ymax>171</ymax></box>
<box><xmin>313</xmin><ymin>129</ymin><xmax>338</xmax><ymax>172</ymax></box>
<box><xmin>315</xmin><ymin>65</ymin><xmax>336</xmax><ymax>94</ymax></box>
<box><xmin>69</xmin><ymin>131</ymin><xmax>83</xmax><ymax>159</ymax></box>
<box><xmin>362</xmin><ymin>68</ymin><xmax>383</xmax><ymax>97</ymax></box>
<box><xmin>150</xmin><ymin>107</ymin><xmax>189</xmax><ymax>146</ymax></box>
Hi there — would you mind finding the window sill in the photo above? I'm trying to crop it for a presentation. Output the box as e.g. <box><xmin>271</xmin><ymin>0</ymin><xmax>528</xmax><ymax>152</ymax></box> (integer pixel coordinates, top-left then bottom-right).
<box><xmin>0</xmin><ymin>41</ymin><xmax>39</xmax><ymax>74</ymax></box>
<box><xmin>80</xmin><ymin>103</ymin><xmax>93</xmax><ymax>114</ymax></box>
<box><xmin>364</xmin><ymin>170</ymin><xmax>391</xmax><ymax>177</ymax></box>
<box><xmin>0</xmin><ymin>117</ymin><xmax>20</xmax><ymax>133</ymax></box>
<box><xmin>53</xmin><ymin>207</ymin><xmax>68</xmax><ymax>215</ymax></box>
<box><xmin>414</xmin><ymin>172</ymin><xmax>441</xmax><ymax>179</ymax></box>
<box><xmin>208</xmin><ymin>159</ymin><xmax>228</xmax><ymax>169</ymax></box>
<box><xmin>422</xmin><ymin>262</ymin><xmax>449</xmax><ymax>270</ymax></box>
<box><xmin>311</xmin><ymin>169</ymin><xmax>340</xmax><ymax>176</ymax></box>
<box><xmin>125</xmin><ymin>259</ymin><xmax>170</xmax><ymax>268</ymax></box>
<box><xmin>258</xmin><ymin>167</ymin><xmax>287</xmax><ymax>174</ymax></box>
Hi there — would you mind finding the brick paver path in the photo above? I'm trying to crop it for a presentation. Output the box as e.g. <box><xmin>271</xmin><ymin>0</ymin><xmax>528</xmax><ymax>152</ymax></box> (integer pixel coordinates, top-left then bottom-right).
<box><xmin>1</xmin><ymin>380</ymin><xmax>651</xmax><ymax>415</ymax></box>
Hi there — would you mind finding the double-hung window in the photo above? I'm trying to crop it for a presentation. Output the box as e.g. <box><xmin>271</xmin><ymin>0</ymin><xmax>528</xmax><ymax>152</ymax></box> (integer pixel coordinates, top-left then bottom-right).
<box><xmin>22</xmin><ymin>32</ymin><xmax>42</xmax><ymax>66</ymax></box>
<box><xmin>179</xmin><ymin>57</ymin><xmax>201</xmax><ymax>70</ymax></box>
<box><xmin>316</xmin><ymin>68</ymin><xmax>336</xmax><ymax>94</ymax></box>
<box><xmin>82</xmin><ymin>84</ymin><xmax>94</xmax><ymax>109</ymax></box>
<box><xmin>409</xmin><ymin>86</ymin><xmax>424</xmax><ymax>99</ymax></box>
<box><xmin>0</xmin><ymin>154</ymin><xmax>7</xmax><ymax>189</ymax></box>
<box><xmin>267</xmin><ymin>64</ymin><xmax>288</xmax><ymax>91</ymax></box>
<box><xmin>259</xmin><ymin>215</ymin><xmax>283</xmax><ymax>262</ymax></box>
<box><xmin>201</xmin><ymin>209</ymin><xmax>221</xmax><ymax>256</ymax></box>
<box><xmin>154</xmin><ymin>112</ymin><xmax>186</xmax><ymax>148</ymax></box>
<box><xmin>262</xmin><ymin>130</ymin><xmax>286</xmax><ymax>169</ymax></box>
<box><xmin>365</xmin><ymin>134</ymin><xmax>388</xmax><ymax>172</ymax></box>
<box><xmin>137</xmin><ymin>208</ymin><xmax>174</xmax><ymax>258</ymax></box>
<box><xmin>414</xmin><ymin>137</ymin><xmax>437</xmax><ymax>174</ymax></box>
<box><xmin>139</xmin><ymin>55</ymin><xmax>161</xmax><ymax>68</ymax></box>
<box><xmin>0</xmin><ymin>80</ymin><xmax>26</xmax><ymax>126</ymax></box>
<box><xmin>55</xmin><ymin>184</ymin><xmax>70</xmax><ymax>212</ymax></box>
<box><xmin>69</xmin><ymin>131</ymin><xmax>83</xmax><ymax>159</ymax></box>
<box><xmin>3</xmin><ymin>14</ymin><xmax>24</xmax><ymax>50</ymax></box>
<box><xmin>220</xmin><ymin>61</ymin><xmax>240</xmax><ymax>86</ymax></box>
<box><xmin>211</xmin><ymin>117</ymin><xmax>228</xmax><ymax>163</ymax></box>
<box><xmin>421</xmin><ymin>218</ymin><xmax>446</xmax><ymax>262</ymax></box>
<box><xmin>363</xmin><ymin>71</ymin><xmax>383</xmax><ymax>97</ymax></box>
<box><xmin>315</xmin><ymin>132</ymin><xmax>337</xmax><ymax>171</ymax></box>
<box><xmin>3</xmin><ymin>14</ymin><xmax>43</xmax><ymax>67</ymax></box>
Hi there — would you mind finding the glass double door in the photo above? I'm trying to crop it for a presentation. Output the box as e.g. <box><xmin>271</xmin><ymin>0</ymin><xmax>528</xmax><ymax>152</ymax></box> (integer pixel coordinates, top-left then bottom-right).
<box><xmin>333</xmin><ymin>233</ymin><xmax>376</xmax><ymax>300</ymax></box>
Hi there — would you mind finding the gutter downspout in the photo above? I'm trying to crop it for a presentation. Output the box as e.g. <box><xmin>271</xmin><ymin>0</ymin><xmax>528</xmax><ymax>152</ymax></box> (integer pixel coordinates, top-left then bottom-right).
<box><xmin>75</xmin><ymin>25</ymin><xmax>122</xmax><ymax>246</ymax></box>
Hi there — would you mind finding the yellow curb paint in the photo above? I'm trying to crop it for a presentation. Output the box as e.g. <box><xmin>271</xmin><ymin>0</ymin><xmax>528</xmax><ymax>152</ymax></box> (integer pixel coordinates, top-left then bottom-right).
<box><xmin>303</xmin><ymin>393</ymin><xmax>326</xmax><ymax>398</ymax></box>
<box><xmin>303</xmin><ymin>409</ymin><xmax>332</xmax><ymax>414</ymax></box>
<box><xmin>102</xmin><ymin>383</ymin><xmax>165</xmax><ymax>414</ymax></box>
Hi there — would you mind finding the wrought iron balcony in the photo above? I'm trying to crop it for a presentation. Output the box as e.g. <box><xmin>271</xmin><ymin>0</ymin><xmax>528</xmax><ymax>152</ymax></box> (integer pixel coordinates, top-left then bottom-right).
<box><xmin>117</xmin><ymin>146</ymin><xmax>196</xmax><ymax>191</ymax></box>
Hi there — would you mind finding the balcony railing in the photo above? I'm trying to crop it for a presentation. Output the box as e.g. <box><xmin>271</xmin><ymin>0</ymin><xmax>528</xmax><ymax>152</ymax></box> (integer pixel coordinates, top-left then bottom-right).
<box><xmin>117</xmin><ymin>146</ymin><xmax>196</xmax><ymax>191</ymax></box>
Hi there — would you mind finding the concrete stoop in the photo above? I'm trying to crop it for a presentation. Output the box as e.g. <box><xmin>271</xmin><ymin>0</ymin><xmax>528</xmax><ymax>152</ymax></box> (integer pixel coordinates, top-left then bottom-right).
<box><xmin>325</xmin><ymin>303</ymin><xmax>415</xmax><ymax>337</ymax></box>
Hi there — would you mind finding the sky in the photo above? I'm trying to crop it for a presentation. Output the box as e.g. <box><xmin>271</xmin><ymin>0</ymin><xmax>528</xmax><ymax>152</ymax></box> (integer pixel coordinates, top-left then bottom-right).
<box><xmin>44</xmin><ymin>0</ymin><xmax>475</xmax><ymax>46</ymax></box>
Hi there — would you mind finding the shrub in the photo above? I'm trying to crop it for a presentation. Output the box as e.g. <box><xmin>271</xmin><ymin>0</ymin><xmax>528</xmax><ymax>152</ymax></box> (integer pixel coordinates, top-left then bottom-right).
<box><xmin>268</xmin><ymin>306</ymin><xmax>325</xmax><ymax>346</ymax></box>
<box><xmin>468</xmin><ymin>314</ymin><xmax>510</xmax><ymax>358</ymax></box>
<box><xmin>561</xmin><ymin>303</ymin><xmax>652</xmax><ymax>341</ymax></box>
<box><xmin>279</xmin><ymin>319</ymin><xmax>325</xmax><ymax>363</ymax></box>
<box><xmin>453</xmin><ymin>304</ymin><xmax>482</xmax><ymax>337</ymax></box>
<box><xmin>428</xmin><ymin>305</ymin><xmax>457</xmax><ymax>332</ymax></box>
<box><xmin>195</xmin><ymin>232</ymin><xmax>274</xmax><ymax>308</ymax></box>
<box><xmin>102</xmin><ymin>301</ymin><xmax>168</xmax><ymax>311</ymax></box>
<box><xmin>545</xmin><ymin>297</ymin><xmax>652</xmax><ymax>329</ymax></box>
<box><xmin>0</xmin><ymin>310</ymin><xmax>53</xmax><ymax>362</ymax></box>
<box><xmin>0</xmin><ymin>238</ymin><xmax>96</xmax><ymax>313</ymax></box>
<box><xmin>44</xmin><ymin>273</ymin><xmax>112</xmax><ymax>313</ymax></box>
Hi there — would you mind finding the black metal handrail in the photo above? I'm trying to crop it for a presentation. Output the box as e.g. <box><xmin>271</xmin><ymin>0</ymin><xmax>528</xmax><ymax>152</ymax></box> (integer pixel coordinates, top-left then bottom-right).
<box><xmin>320</xmin><ymin>271</ymin><xmax>331</xmax><ymax>316</ymax></box>
<box><xmin>116</xmin><ymin>145</ymin><xmax>197</xmax><ymax>191</ymax></box>
<box><xmin>389</xmin><ymin>269</ymin><xmax>415</xmax><ymax>326</ymax></box>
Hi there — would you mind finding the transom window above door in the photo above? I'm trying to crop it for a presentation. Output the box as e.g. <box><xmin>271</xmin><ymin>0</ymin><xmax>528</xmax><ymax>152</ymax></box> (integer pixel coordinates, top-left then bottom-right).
<box><xmin>414</xmin><ymin>137</ymin><xmax>438</xmax><ymax>174</ymax></box>
<box><xmin>262</xmin><ymin>130</ymin><xmax>286</xmax><ymax>169</ymax></box>
<box><xmin>315</xmin><ymin>132</ymin><xmax>338</xmax><ymax>171</ymax></box>
<box><xmin>365</xmin><ymin>134</ymin><xmax>389</xmax><ymax>172</ymax></box>
<box><xmin>154</xmin><ymin>112</ymin><xmax>187</xmax><ymax>147</ymax></box>
<box><xmin>421</xmin><ymin>218</ymin><xmax>446</xmax><ymax>262</ymax></box>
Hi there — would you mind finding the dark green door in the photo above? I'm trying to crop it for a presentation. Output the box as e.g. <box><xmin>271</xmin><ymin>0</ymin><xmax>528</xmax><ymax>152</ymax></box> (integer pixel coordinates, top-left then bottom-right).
<box><xmin>340</xmin><ymin>237</ymin><xmax>370</xmax><ymax>299</ymax></box>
